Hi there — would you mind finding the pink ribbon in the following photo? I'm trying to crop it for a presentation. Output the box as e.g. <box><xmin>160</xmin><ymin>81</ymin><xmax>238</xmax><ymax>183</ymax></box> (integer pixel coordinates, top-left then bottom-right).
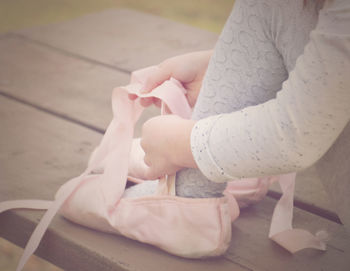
<box><xmin>0</xmin><ymin>66</ymin><xmax>327</xmax><ymax>270</ymax></box>
<box><xmin>269</xmin><ymin>173</ymin><xmax>328</xmax><ymax>253</ymax></box>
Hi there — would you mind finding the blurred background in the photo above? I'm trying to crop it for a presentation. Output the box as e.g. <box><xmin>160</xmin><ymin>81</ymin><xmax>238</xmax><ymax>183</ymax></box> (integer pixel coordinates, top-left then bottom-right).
<box><xmin>0</xmin><ymin>0</ymin><xmax>234</xmax><ymax>270</ymax></box>
<box><xmin>0</xmin><ymin>0</ymin><xmax>234</xmax><ymax>34</ymax></box>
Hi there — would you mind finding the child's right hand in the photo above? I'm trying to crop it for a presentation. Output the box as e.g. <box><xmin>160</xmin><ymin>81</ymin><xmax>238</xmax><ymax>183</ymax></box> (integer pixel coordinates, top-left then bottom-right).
<box><xmin>130</xmin><ymin>50</ymin><xmax>213</xmax><ymax>108</ymax></box>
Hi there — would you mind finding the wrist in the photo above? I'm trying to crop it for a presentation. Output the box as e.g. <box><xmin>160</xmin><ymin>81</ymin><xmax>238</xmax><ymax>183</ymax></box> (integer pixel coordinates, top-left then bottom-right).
<box><xmin>170</xmin><ymin>119</ymin><xmax>197</xmax><ymax>169</ymax></box>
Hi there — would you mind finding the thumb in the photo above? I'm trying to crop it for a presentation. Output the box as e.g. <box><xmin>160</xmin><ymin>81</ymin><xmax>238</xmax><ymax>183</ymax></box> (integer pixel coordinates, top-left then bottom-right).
<box><xmin>142</xmin><ymin>65</ymin><xmax>172</xmax><ymax>93</ymax></box>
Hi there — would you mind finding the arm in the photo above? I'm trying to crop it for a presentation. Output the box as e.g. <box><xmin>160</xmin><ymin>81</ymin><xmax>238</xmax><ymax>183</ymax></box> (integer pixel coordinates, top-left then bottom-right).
<box><xmin>141</xmin><ymin>115</ymin><xmax>196</xmax><ymax>179</ymax></box>
<box><xmin>191</xmin><ymin>0</ymin><xmax>350</xmax><ymax>182</ymax></box>
<box><xmin>132</xmin><ymin>50</ymin><xmax>213</xmax><ymax>107</ymax></box>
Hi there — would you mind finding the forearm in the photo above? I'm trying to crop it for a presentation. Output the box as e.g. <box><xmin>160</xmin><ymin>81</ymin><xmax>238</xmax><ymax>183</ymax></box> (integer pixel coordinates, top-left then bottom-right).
<box><xmin>190</xmin><ymin>0</ymin><xmax>350</xmax><ymax>182</ymax></box>
<box><xmin>168</xmin><ymin>119</ymin><xmax>197</xmax><ymax>169</ymax></box>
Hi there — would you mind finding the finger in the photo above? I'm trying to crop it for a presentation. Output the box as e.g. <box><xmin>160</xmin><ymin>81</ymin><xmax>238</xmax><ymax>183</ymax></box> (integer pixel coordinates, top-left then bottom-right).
<box><xmin>142</xmin><ymin>63</ymin><xmax>173</xmax><ymax>93</ymax></box>
<box><xmin>128</xmin><ymin>93</ymin><xmax>138</xmax><ymax>100</ymax></box>
<box><xmin>140</xmin><ymin>97</ymin><xmax>154</xmax><ymax>107</ymax></box>
<box><xmin>143</xmin><ymin>154</ymin><xmax>151</xmax><ymax>167</ymax></box>
<box><xmin>140</xmin><ymin>138</ymin><xmax>148</xmax><ymax>156</ymax></box>
<box><xmin>154</xmin><ymin>98</ymin><xmax>162</xmax><ymax>108</ymax></box>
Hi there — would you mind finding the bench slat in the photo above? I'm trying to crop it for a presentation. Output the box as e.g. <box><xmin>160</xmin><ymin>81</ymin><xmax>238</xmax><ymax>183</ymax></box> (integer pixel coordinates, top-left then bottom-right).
<box><xmin>1</xmin><ymin>21</ymin><xmax>337</xmax><ymax>216</ymax></box>
<box><xmin>0</xmin><ymin>96</ymin><xmax>247</xmax><ymax>271</ymax></box>
<box><xmin>227</xmin><ymin>197</ymin><xmax>350</xmax><ymax>271</ymax></box>
<box><xmin>14</xmin><ymin>9</ymin><xmax>218</xmax><ymax>72</ymax></box>
<box><xmin>1</xmin><ymin>96</ymin><xmax>349</xmax><ymax>270</ymax></box>
<box><xmin>0</xmin><ymin>35</ymin><xmax>158</xmax><ymax>138</ymax></box>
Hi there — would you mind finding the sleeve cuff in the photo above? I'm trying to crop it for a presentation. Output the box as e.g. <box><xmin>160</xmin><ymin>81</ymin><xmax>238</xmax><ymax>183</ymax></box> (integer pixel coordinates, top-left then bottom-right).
<box><xmin>190</xmin><ymin>115</ymin><xmax>238</xmax><ymax>183</ymax></box>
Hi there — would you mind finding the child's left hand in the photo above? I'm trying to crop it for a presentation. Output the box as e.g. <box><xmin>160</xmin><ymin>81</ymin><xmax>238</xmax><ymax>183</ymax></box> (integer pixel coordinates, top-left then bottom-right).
<box><xmin>140</xmin><ymin>115</ymin><xmax>197</xmax><ymax>179</ymax></box>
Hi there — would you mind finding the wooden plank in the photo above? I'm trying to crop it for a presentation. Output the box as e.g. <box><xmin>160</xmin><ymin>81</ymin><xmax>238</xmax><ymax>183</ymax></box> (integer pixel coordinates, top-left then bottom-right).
<box><xmin>0</xmin><ymin>35</ymin><xmax>337</xmax><ymax>218</ymax></box>
<box><xmin>13</xmin><ymin>8</ymin><xmax>218</xmax><ymax>72</ymax></box>
<box><xmin>1</xmin><ymin>97</ymin><xmax>349</xmax><ymax>271</ymax></box>
<box><xmin>0</xmin><ymin>35</ymin><xmax>159</xmax><ymax>138</ymax></box>
<box><xmin>0</xmin><ymin>96</ymin><xmax>246</xmax><ymax>271</ymax></box>
<box><xmin>0</xmin><ymin>96</ymin><xmax>101</xmax><ymax>200</ymax></box>
<box><xmin>269</xmin><ymin>166</ymin><xmax>337</xmax><ymax>221</ymax></box>
<box><xmin>1</xmin><ymin>8</ymin><xmax>348</xmax><ymax>270</ymax></box>
<box><xmin>227</xmin><ymin>197</ymin><xmax>350</xmax><ymax>271</ymax></box>
<box><xmin>9</xmin><ymin>8</ymin><xmax>341</xmax><ymax>218</ymax></box>
<box><xmin>315</xmin><ymin>123</ymin><xmax>350</xmax><ymax>231</ymax></box>
<box><xmin>0</xmin><ymin>35</ymin><xmax>125</xmax><ymax>133</ymax></box>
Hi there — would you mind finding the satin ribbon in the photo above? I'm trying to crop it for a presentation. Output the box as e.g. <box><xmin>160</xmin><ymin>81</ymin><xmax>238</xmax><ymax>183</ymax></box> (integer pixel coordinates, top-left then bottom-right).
<box><xmin>0</xmin><ymin>66</ymin><xmax>327</xmax><ymax>270</ymax></box>
<box><xmin>269</xmin><ymin>173</ymin><xmax>328</xmax><ymax>253</ymax></box>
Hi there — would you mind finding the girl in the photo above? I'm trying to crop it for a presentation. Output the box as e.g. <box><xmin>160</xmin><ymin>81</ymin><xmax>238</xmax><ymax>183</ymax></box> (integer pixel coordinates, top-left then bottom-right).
<box><xmin>132</xmin><ymin>0</ymin><xmax>350</xmax><ymax>229</ymax></box>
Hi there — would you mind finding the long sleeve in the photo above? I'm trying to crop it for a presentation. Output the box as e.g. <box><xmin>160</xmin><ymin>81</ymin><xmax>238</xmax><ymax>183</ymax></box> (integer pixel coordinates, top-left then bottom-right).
<box><xmin>191</xmin><ymin>0</ymin><xmax>350</xmax><ymax>182</ymax></box>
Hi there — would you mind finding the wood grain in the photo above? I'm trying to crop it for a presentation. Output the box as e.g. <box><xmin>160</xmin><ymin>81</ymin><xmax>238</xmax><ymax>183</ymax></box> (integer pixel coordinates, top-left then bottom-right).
<box><xmin>1</xmin><ymin>10</ymin><xmax>349</xmax><ymax>270</ymax></box>
<box><xmin>1</xmin><ymin>96</ymin><xmax>349</xmax><ymax>271</ymax></box>
<box><xmin>0</xmin><ymin>31</ymin><xmax>336</xmax><ymax>217</ymax></box>
<box><xmin>0</xmin><ymin>96</ymin><xmax>246</xmax><ymax>271</ymax></box>
<box><xmin>14</xmin><ymin>9</ymin><xmax>218</xmax><ymax>72</ymax></box>
<box><xmin>0</xmin><ymin>35</ymin><xmax>159</xmax><ymax>138</ymax></box>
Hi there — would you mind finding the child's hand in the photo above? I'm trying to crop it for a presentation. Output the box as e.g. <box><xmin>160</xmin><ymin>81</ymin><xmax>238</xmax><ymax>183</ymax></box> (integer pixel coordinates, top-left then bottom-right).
<box><xmin>140</xmin><ymin>115</ymin><xmax>197</xmax><ymax>179</ymax></box>
<box><xmin>130</xmin><ymin>50</ymin><xmax>213</xmax><ymax>108</ymax></box>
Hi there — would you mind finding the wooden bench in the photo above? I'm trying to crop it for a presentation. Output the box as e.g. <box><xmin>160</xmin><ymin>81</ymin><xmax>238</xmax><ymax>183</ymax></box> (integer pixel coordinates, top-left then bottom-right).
<box><xmin>0</xmin><ymin>9</ymin><xmax>349</xmax><ymax>271</ymax></box>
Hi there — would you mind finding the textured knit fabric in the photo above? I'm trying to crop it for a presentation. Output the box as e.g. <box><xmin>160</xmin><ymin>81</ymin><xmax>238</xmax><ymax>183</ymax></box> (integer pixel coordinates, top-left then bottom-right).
<box><xmin>176</xmin><ymin>0</ymin><xmax>321</xmax><ymax>197</ymax></box>
<box><xmin>176</xmin><ymin>0</ymin><xmax>350</xmax><ymax>198</ymax></box>
<box><xmin>191</xmin><ymin>0</ymin><xmax>349</xmax><ymax>180</ymax></box>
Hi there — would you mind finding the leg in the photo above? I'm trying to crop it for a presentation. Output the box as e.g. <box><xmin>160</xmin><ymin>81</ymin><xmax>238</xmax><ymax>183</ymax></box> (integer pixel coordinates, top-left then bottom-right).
<box><xmin>175</xmin><ymin>0</ymin><xmax>288</xmax><ymax>198</ymax></box>
<box><xmin>124</xmin><ymin>0</ymin><xmax>316</xmax><ymax>199</ymax></box>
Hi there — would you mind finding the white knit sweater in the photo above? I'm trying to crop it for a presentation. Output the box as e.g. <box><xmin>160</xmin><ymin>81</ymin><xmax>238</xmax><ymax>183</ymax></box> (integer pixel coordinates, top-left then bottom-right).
<box><xmin>191</xmin><ymin>0</ymin><xmax>350</xmax><ymax>182</ymax></box>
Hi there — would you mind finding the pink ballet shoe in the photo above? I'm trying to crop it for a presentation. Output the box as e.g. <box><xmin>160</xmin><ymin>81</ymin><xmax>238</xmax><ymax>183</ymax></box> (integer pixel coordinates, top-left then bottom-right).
<box><xmin>0</xmin><ymin>66</ymin><xmax>328</xmax><ymax>271</ymax></box>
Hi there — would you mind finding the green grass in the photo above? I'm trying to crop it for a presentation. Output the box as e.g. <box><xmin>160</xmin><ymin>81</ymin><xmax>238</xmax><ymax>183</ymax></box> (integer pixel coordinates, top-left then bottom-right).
<box><xmin>0</xmin><ymin>0</ymin><xmax>235</xmax><ymax>34</ymax></box>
